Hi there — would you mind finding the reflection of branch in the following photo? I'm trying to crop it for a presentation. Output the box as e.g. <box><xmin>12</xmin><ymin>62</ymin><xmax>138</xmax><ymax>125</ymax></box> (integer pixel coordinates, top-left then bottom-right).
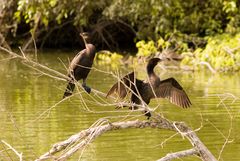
<box><xmin>207</xmin><ymin>92</ymin><xmax>237</xmax><ymax>160</ymax></box>
<box><xmin>216</xmin><ymin>94</ymin><xmax>234</xmax><ymax>160</ymax></box>
<box><xmin>36</xmin><ymin>116</ymin><xmax>217</xmax><ymax>161</ymax></box>
<box><xmin>1</xmin><ymin>140</ymin><xmax>23</xmax><ymax>161</ymax></box>
<box><xmin>199</xmin><ymin>61</ymin><xmax>216</xmax><ymax>74</ymax></box>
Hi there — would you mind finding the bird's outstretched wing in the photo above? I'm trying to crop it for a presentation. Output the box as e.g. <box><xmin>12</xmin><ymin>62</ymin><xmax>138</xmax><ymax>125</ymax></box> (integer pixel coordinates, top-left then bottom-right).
<box><xmin>106</xmin><ymin>72</ymin><xmax>135</xmax><ymax>99</ymax></box>
<box><xmin>154</xmin><ymin>78</ymin><xmax>191</xmax><ymax>108</ymax></box>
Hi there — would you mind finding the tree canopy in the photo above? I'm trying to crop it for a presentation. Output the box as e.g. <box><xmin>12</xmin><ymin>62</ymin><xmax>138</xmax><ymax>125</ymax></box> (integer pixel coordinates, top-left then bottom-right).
<box><xmin>0</xmin><ymin>0</ymin><xmax>238</xmax><ymax>48</ymax></box>
<box><xmin>1</xmin><ymin>0</ymin><xmax>240</xmax><ymax>71</ymax></box>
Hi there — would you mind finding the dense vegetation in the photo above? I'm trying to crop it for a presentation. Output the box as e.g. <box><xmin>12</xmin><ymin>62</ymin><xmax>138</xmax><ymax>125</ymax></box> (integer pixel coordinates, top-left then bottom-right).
<box><xmin>0</xmin><ymin>0</ymin><xmax>240</xmax><ymax>71</ymax></box>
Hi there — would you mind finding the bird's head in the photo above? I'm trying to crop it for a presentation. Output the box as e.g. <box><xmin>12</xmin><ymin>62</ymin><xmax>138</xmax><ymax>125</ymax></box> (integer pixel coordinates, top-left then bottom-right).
<box><xmin>79</xmin><ymin>32</ymin><xmax>96</xmax><ymax>59</ymax></box>
<box><xmin>148</xmin><ymin>58</ymin><xmax>161</xmax><ymax>66</ymax></box>
<box><xmin>80</xmin><ymin>32</ymin><xmax>91</xmax><ymax>43</ymax></box>
<box><xmin>147</xmin><ymin>58</ymin><xmax>161</xmax><ymax>74</ymax></box>
<box><xmin>147</xmin><ymin>57</ymin><xmax>170</xmax><ymax>74</ymax></box>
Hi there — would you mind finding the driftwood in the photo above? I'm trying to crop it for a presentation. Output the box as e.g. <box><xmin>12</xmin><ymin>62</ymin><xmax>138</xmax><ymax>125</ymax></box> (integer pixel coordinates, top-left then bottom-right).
<box><xmin>36</xmin><ymin>115</ymin><xmax>217</xmax><ymax>161</ymax></box>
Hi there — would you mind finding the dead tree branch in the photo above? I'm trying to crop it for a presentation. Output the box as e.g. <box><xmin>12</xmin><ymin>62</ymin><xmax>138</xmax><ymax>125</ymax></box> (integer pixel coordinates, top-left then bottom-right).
<box><xmin>1</xmin><ymin>140</ymin><xmax>23</xmax><ymax>161</ymax></box>
<box><xmin>36</xmin><ymin>116</ymin><xmax>217</xmax><ymax>161</ymax></box>
<box><xmin>157</xmin><ymin>148</ymin><xmax>198</xmax><ymax>161</ymax></box>
<box><xmin>0</xmin><ymin>46</ymin><xmax>69</xmax><ymax>81</ymax></box>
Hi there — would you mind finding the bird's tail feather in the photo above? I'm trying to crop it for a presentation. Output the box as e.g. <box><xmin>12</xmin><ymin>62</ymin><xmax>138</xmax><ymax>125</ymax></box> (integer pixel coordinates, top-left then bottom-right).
<box><xmin>63</xmin><ymin>82</ymin><xmax>75</xmax><ymax>98</ymax></box>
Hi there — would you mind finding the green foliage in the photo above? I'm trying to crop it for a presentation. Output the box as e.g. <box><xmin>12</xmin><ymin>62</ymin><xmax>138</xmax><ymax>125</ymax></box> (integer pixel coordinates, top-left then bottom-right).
<box><xmin>136</xmin><ymin>34</ymin><xmax>191</xmax><ymax>57</ymax></box>
<box><xmin>181</xmin><ymin>33</ymin><xmax>240</xmax><ymax>72</ymax></box>
<box><xmin>14</xmin><ymin>0</ymin><xmax>109</xmax><ymax>27</ymax></box>
<box><xmin>136</xmin><ymin>32</ymin><xmax>240</xmax><ymax>72</ymax></box>
<box><xmin>4</xmin><ymin>0</ymin><xmax>240</xmax><ymax>74</ymax></box>
<box><xmin>13</xmin><ymin>0</ymin><xmax>240</xmax><ymax>39</ymax></box>
<box><xmin>136</xmin><ymin>40</ymin><xmax>157</xmax><ymax>57</ymax></box>
<box><xmin>103</xmin><ymin>0</ymin><xmax>240</xmax><ymax>39</ymax></box>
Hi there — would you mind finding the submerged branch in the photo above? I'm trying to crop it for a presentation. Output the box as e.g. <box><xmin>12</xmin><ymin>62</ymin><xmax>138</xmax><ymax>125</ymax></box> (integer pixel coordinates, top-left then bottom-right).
<box><xmin>36</xmin><ymin>116</ymin><xmax>217</xmax><ymax>161</ymax></box>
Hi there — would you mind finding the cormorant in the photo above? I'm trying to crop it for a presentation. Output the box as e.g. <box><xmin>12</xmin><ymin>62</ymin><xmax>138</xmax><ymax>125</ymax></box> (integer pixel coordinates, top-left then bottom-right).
<box><xmin>63</xmin><ymin>32</ymin><xmax>96</xmax><ymax>98</ymax></box>
<box><xmin>106</xmin><ymin>58</ymin><xmax>191</xmax><ymax>118</ymax></box>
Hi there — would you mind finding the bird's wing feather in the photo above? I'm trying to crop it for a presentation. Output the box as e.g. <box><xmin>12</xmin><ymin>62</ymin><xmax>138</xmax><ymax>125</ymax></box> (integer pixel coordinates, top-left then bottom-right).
<box><xmin>155</xmin><ymin>78</ymin><xmax>191</xmax><ymax>108</ymax></box>
<box><xmin>69</xmin><ymin>49</ymin><xmax>86</xmax><ymax>70</ymax></box>
<box><xmin>106</xmin><ymin>72</ymin><xmax>135</xmax><ymax>99</ymax></box>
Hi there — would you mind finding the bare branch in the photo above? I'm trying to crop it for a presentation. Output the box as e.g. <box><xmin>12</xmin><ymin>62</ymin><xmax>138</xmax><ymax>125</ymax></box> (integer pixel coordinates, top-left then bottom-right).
<box><xmin>36</xmin><ymin>116</ymin><xmax>217</xmax><ymax>161</ymax></box>
<box><xmin>1</xmin><ymin>140</ymin><xmax>23</xmax><ymax>161</ymax></box>
<box><xmin>157</xmin><ymin>148</ymin><xmax>198</xmax><ymax>161</ymax></box>
<box><xmin>0</xmin><ymin>46</ymin><xmax>70</xmax><ymax>81</ymax></box>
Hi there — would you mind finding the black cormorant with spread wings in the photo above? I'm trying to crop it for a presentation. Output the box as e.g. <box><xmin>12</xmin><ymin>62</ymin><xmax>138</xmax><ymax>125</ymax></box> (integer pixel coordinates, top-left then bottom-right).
<box><xmin>106</xmin><ymin>58</ymin><xmax>191</xmax><ymax>118</ymax></box>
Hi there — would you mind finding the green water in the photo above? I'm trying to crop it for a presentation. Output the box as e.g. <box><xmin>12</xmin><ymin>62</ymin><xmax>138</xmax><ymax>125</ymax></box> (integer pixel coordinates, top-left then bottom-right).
<box><xmin>0</xmin><ymin>51</ymin><xmax>239</xmax><ymax>161</ymax></box>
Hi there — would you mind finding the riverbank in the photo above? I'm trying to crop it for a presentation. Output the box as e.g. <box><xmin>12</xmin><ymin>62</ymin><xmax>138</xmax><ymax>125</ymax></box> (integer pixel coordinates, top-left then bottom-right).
<box><xmin>1</xmin><ymin>0</ymin><xmax>240</xmax><ymax>72</ymax></box>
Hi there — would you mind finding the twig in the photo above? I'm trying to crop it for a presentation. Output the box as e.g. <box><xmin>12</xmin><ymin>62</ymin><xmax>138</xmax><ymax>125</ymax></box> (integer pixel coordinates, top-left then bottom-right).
<box><xmin>1</xmin><ymin>140</ymin><xmax>23</xmax><ymax>161</ymax></box>
<box><xmin>0</xmin><ymin>46</ymin><xmax>70</xmax><ymax>81</ymax></box>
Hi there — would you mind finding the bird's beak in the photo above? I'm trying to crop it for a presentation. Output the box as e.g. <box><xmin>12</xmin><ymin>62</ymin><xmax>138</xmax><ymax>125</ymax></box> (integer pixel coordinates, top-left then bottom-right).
<box><xmin>160</xmin><ymin>57</ymin><xmax>170</xmax><ymax>61</ymax></box>
<box><xmin>80</xmin><ymin>32</ymin><xmax>87</xmax><ymax>37</ymax></box>
<box><xmin>166</xmin><ymin>58</ymin><xmax>171</xmax><ymax>61</ymax></box>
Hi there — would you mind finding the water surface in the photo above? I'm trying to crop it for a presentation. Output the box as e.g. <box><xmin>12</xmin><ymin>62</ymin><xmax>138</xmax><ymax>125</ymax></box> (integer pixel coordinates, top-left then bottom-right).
<box><xmin>0</xmin><ymin>51</ymin><xmax>239</xmax><ymax>161</ymax></box>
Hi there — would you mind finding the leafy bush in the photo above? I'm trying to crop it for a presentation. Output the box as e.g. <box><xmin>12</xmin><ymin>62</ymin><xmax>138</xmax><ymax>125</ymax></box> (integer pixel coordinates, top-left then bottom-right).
<box><xmin>136</xmin><ymin>40</ymin><xmax>157</xmax><ymax>57</ymax></box>
<box><xmin>136</xmin><ymin>34</ymin><xmax>191</xmax><ymax>57</ymax></box>
<box><xmin>104</xmin><ymin>0</ymin><xmax>240</xmax><ymax>39</ymax></box>
<box><xmin>181</xmin><ymin>33</ymin><xmax>240</xmax><ymax>71</ymax></box>
<box><xmin>14</xmin><ymin>0</ymin><xmax>109</xmax><ymax>27</ymax></box>
<box><xmin>2</xmin><ymin>0</ymin><xmax>240</xmax><ymax>58</ymax></box>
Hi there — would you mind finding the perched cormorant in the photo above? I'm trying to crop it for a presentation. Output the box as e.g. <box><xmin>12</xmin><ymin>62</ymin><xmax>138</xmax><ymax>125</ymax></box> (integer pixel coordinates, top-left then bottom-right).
<box><xmin>106</xmin><ymin>58</ymin><xmax>191</xmax><ymax>118</ymax></box>
<box><xmin>63</xmin><ymin>32</ymin><xmax>96</xmax><ymax>98</ymax></box>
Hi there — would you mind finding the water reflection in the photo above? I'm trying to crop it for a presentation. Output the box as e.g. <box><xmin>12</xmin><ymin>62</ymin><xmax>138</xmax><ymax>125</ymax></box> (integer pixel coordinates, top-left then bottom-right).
<box><xmin>0</xmin><ymin>51</ymin><xmax>239</xmax><ymax>160</ymax></box>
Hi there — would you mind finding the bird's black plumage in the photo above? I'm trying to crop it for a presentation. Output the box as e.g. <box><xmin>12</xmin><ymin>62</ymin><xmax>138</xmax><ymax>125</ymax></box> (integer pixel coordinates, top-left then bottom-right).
<box><xmin>106</xmin><ymin>58</ymin><xmax>191</xmax><ymax>118</ymax></box>
<box><xmin>63</xmin><ymin>33</ymin><xmax>96</xmax><ymax>98</ymax></box>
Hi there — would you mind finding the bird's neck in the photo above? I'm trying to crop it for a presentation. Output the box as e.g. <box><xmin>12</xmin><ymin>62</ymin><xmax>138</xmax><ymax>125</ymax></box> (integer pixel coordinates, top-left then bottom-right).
<box><xmin>147</xmin><ymin>69</ymin><xmax>158</xmax><ymax>81</ymax></box>
<box><xmin>86</xmin><ymin>44</ymin><xmax>96</xmax><ymax>60</ymax></box>
<box><xmin>147</xmin><ymin>64</ymin><xmax>160</xmax><ymax>85</ymax></box>
<box><xmin>82</xmin><ymin>35</ymin><xmax>88</xmax><ymax>49</ymax></box>
<box><xmin>147</xmin><ymin>64</ymin><xmax>155</xmax><ymax>76</ymax></box>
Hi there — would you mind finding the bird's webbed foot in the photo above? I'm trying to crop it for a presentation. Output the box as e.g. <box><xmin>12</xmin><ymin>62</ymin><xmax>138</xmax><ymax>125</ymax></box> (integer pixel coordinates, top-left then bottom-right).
<box><xmin>115</xmin><ymin>103</ymin><xmax>128</xmax><ymax>109</ymax></box>
<box><xmin>115</xmin><ymin>105</ymin><xmax>124</xmax><ymax>109</ymax></box>
<box><xmin>144</xmin><ymin>110</ymin><xmax>152</xmax><ymax>119</ymax></box>
<box><xmin>82</xmin><ymin>84</ymin><xmax>91</xmax><ymax>94</ymax></box>
<box><xmin>128</xmin><ymin>105</ymin><xmax>138</xmax><ymax>110</ymax></box>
